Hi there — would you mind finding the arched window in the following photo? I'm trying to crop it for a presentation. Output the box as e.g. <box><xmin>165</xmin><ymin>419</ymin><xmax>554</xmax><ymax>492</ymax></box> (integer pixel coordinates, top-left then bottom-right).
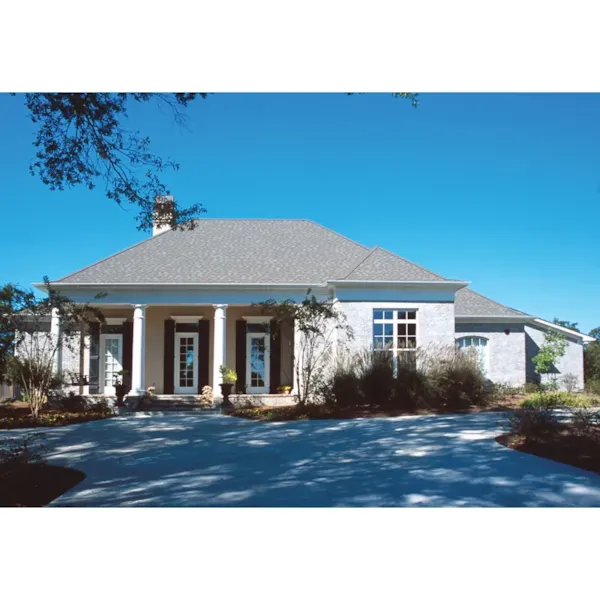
<box><xmin>457</xmin><ymin>336</ymin><xmax>488</xmax><ymax>373</ymax></box>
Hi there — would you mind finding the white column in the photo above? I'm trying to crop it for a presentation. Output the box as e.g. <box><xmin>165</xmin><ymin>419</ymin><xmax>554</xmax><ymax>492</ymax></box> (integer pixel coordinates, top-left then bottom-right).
<box><xmin>50</xmin><ymin>307</ymin><xmax>62</xmax><ymax>374</ymax></box>
<box><xmin>291</xmin><ymin>316</ymin><xmax>301</xmax><ymax>396</ymax></box>
<box><xmin>129</xmin><ymin>304</ymin><xmax>147</xmax><ymax>395</ymax></box>
<box><xmin>212</xmin><ymin>304</ymin><xmax>227</xmax><ymax>398</ymax></box>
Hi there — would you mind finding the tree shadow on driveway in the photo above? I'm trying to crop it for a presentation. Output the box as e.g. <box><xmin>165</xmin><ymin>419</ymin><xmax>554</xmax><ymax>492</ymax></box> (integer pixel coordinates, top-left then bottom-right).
<box><xmin>4</xmin><ymin>411</ymin><xmax>600</xmax><ymax>507</ymax></box>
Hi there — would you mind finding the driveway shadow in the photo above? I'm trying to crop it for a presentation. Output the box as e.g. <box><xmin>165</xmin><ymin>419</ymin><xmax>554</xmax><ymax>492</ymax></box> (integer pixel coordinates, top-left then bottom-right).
<box><xmin>4</xmin><ymin>412</ymin><xmax>600</xmax><ymax>506</ymax></box>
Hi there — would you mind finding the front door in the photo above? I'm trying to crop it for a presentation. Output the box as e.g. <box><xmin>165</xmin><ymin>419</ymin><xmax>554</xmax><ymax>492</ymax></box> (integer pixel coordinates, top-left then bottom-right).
<box><xmin>246</xmin><ymin>332</ymin><xmax>270</xmax><ymax>394</ymax></box>
<box><xmin>174</xmin><ymin>332</ymin><xmax>199</xmax><ymax>394</ymax></box>
<box><xmin>100</xmin><ymin>334</ymin><xmax>123</xmax><ymax>395</ymax></box>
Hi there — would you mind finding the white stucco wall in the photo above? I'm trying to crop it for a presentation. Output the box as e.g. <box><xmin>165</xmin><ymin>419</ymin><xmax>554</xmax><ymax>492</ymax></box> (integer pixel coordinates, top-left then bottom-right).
<box><xmin>337</xmin><ymin>301</ymin><xmax>456</xmax><ymax>355</ymax></box>
<box><xmin>455</xmin><ymin>323</ymin><xmax>526</xmax><ymax>386</ymax></box>
<box><xmin>525</xmin><ymin>323</ymin><xmax>585</xmax><ymax>390</ymax></box>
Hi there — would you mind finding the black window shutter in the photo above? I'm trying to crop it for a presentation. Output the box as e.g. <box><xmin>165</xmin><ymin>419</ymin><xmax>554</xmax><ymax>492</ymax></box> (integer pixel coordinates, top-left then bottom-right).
<box><xmin>163</xmin><ymin>319</ymin><xmax>175</xmax><ymax>394</ymax></box>
<box><xmin>88</xmin><ymin>322</ymin><xmax>100</xmax><ymax>394</ymax></box>
<box><xmin>198</xmin><ymin>320</ymin><xmax>210</xmax><ymax>392</ymax></box>
<box><xmin>122</xmin><ymin>321</ymin><xmax>133</xmax><ymax>389</ymax></box>
<box><xmin>270</xmin><ymin>321</ymin><xmax>281</xmax><ymax>393</ymax></box>
<box><xmin>235</xmin><ymin>320</ymin><xmax>246</xmax><ymax>393</ymax></box>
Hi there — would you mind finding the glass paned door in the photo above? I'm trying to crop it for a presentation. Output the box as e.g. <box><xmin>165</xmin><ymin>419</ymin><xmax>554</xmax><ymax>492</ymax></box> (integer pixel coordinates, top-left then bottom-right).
<box><xmin>246</xmin><ymin>332</ymin><xmax>270</xmax><ymax>393</ymax></box>
<box><xmin>100</xmin><ymin>334</ymin><xmax>123</xmax><ymax>394</ymax></box>
<box><xmin>174</xmin><ymin>333</ymin><xmax>198</xmax><ymax>393</ymax></box>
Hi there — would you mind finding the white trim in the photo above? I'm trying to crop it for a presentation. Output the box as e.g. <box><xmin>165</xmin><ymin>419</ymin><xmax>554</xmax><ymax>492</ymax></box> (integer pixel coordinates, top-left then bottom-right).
<box><xmin>105</xmin><ymin>317</ymin><xmax>127</xmax><ymax>325</ymax></box>
<box><xmin>99</xmin><ymin>333</ymin><xmax>123</xmax><ymax>394</ymax></box>
<box><xmin>455</xmin><ymin>315</ymin><xmax>533</xmax><ymax>323</ymax></box>
<box><xmin>174</xmin><ymin>332</ymin><xmax>199</xmax><ymax>394</ymax></box>
<box><xmin>242</xmin><ymin>316</ymin><xmax>273</xmax><ymax>324</ymax></box>
<box><xmin>37</xmin><ymin>282</ymin><xmax>326</xmax><ymax>289</ymax></box>
<box><xmin>246</xmin><ymin>331</ymin><xmax>270</xmax><ymax>394</ymax></box>
<box><xmin>171</xmin><ymin>315</ymin><xmax>204</xmax><ymax>323</ymax></box>
<box><xmin>329</xmin><ymin>280</ymin><xmax>469</xmax><ymax>288</ymax></box>
<box><xmin>533</xmin><ymin>318</ymin><xmax>596</xmax><ymax>343</ymax></box>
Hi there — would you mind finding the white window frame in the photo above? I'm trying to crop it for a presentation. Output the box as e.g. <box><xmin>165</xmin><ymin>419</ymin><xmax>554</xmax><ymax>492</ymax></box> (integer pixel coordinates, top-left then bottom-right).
<box><xmin>99</xmin><ymin>333</ymin><xmax>123</xmax><ymax>395</ymax></box>
<box><xmin>456</xmin><ymin>336</ymin><xmax>489</xmax><ymax>374</ymax></box>
<box><xmin>174</xmin><ymin>332</ymin><xmax>199</xmax><ymax>394</ymax></box>
<box><xmin>372</xmin><ymin>309</ymin><xmax>419</xmax><ymax>370</ymax></box>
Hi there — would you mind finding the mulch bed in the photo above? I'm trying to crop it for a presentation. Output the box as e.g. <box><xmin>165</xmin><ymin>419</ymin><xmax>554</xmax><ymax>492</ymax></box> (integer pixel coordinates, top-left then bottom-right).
<box><xmin>497</xmin><ymin>428</ymin><xmax>600</xmax><ymax>476</ymax></box>
<box><xmin>0</xmin><ymin>401</ymin><xmax>113</xmax><ymax>430</ymax></box>
<box><xmin>229</xmin><ymin>396</ymin><xmax>523</xmax><ymax>422</ymax></box>
<box><xmin>0</xmin><ymin>463</ymin><xmax>86</xmax><ymax>507</ymax></box>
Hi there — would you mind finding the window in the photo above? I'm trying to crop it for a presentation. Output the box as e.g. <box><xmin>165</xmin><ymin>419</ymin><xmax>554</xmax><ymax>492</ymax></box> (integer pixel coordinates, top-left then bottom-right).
<box><xmin>373</xmin><ymin>309</ymin><xmax>418</xmax><ymax>365</ymax></box>
<box><xmin>457</xmin><ymin>336</ymin><xmax>488</xmax><ymax>373</ymax></box>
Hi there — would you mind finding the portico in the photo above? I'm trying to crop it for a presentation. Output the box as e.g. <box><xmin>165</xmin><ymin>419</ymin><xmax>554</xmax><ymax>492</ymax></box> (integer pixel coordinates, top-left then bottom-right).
<box><xmin>55</xmin><ymin>302</ymin><xmax>296</xmax><ymax>401</ymax></box>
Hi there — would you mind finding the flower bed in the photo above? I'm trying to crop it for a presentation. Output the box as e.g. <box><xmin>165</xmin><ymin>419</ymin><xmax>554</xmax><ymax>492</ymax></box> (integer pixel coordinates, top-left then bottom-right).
<box><xmin>0</xmin><ymin>401</ymin><xmax>113</xmax><ymax>430</ymax></box>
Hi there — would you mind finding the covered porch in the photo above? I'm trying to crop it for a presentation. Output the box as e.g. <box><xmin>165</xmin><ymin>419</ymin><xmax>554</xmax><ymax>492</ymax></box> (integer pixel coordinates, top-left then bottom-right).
<box><xmin>60</xmin><ymin>304</ymin><xmax>296</xmax><ymax>401</ymax></box>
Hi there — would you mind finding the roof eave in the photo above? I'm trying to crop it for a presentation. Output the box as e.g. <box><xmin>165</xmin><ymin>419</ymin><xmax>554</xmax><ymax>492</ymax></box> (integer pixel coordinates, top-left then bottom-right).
<box><xmin>533</xmin><ymin>318</ymin><xmax>596</xmax><ymax>343</ymax></box>
<box><xmin>328</xmin><ymin>280</ymin><xmax>470</xmax><ymax>290</ymax></box>
<box><xmin>455</xmin><ymin>315</ymin><xmax>534</xmax><ymax>323</ymax></box>
<box><xmin>35</xmin><ymin>281</ymin><xmax>330</xmax><ymax>291</ymax></box>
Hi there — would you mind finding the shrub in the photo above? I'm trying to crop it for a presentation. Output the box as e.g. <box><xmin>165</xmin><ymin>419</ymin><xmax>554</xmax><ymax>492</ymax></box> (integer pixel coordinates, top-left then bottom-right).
<box><xmin>521</xmin><ymin>391</ymin><xmax>598</xmax><ymax>409</ymax></box>
<box><xmin>505</xmin><ymin>408</ymin><xmax>561</xmax><ymax>440</ymax></box>
<box><xmin>570</xmin><ymin>408</ymin><xmax>600</xmax><ymax>436</ymax></box>
<box><xmin>393</xmin><ymin>362</ymin><xmax>429</xmax><ymax>411</ymax></box>
<box><xmin>426</xmin><ymin>348</ymin><xmax>488</xmax><ymax>410</ymax></box>
<box><xmin>0</xmin><ymin>433</ymin><xmax>46</xmax><ymax>478</ymax></box>
<box><xmin>61</xmin><ymin>393</ymin><xmax>88</xmax><ymax>413</ymax></box>
<box><xmin>585</xmin><ymin>379</ymin><xmax>600</xmax><ymax>395</ymax></box>
<box><xmin>357</xmin><ymin>351</ymin><xmax>396</xmax><ymax>408</ymax></box>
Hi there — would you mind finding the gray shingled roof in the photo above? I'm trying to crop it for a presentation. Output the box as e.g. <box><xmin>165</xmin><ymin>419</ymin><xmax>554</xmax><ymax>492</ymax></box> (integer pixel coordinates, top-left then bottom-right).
<box><xmin>54</xmin><ymin>219</ymin><xmax>450</xmax><ymax>285</ymax></box>
<box><xmin>341</xmin><ymin>247</ymin><xmax>447</xmax><ymax>282</ymax></box>
<box><xmin>455</xmin><ymin>288</ymin><xmax>531</xmax><ymax>318</ymax></box>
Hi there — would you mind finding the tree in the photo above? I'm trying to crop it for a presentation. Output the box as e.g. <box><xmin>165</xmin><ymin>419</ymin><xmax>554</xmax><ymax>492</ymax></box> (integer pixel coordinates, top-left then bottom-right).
<box><xmin>254</xmin><ymin>292</ymin><xmax>354</xmax><ymax>406</ymax></box>
<box><xmin>532</xmin><ymin>322</ymin><xmax>568</xmax><ymax>387</ymax></box>
<box><xmin>553</xmin><ymin>318</ymin><xmax>580</xmax><ymax>332</ymax></box>
<box><xmin>584</xmin><ymin>326</ymin><xmax>600</xmax><ymax>383</ymax></box>
<box><xmin>23</xmin><ymin>93</ymin><xmax>207</xmax><ymax>232</ymax></box>
<box><xmin>0</xmin><ymin>279</ymin><xmax>103</xmax><ymax>417</ymax></box>
<box><xmin>20</xmin><ymin>93</ymin><xmax>418</xmax><ymax>231</ymax></box>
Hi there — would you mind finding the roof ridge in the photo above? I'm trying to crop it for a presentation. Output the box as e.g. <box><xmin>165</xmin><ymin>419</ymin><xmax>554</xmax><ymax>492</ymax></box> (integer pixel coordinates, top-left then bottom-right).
<box><xmin>461</xmin><ymin>287</ymin><xmax>529</xmax><ymax>316</ymax></box>
<box><xmin>54</xmin><ymin>228</ymin><xmax>172</xmax><ymax>283</ymax></box>
<box><xmin>374</xmin><ymin>246</ymin><xmax>449</xmax><ymax>281</ymax></box>
<box><xmin>342</xmin><ymin>246</ymin><xmax>379</xmax><ymax>280</ymax></box>
<box><xmin>302</xmin><ymin>220</ymin><xmax>371</xmax><ymax>251</ymax></box>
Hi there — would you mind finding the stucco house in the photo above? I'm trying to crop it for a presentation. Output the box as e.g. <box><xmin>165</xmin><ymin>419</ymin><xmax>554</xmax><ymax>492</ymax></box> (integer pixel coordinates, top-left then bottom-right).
<box><xmin>38</xmin><ymin>201</ymin><xmax>594</xmax><ymax>401</ymax></box>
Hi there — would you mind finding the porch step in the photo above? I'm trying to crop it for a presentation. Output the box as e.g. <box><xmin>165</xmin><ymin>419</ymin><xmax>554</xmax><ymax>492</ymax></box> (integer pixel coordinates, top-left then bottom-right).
<box><xmin>141</xmin><ymin>395</ymin><xmax>217</xmax><ymax>411</ymax></box>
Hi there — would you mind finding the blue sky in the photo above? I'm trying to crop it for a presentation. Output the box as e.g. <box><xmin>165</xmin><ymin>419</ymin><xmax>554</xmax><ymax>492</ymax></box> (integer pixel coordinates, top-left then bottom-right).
<box><xmin>1</xmin><ymin>93</ymin><xmax>598</xmax><ymax>333</ymax></box>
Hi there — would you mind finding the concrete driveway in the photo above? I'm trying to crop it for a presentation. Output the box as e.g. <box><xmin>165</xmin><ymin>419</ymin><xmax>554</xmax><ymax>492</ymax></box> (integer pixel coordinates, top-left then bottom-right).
<box><xmin>3</xmin><ymin>411</ymin><xmax>600</xmax><ymax>507</ymax></box>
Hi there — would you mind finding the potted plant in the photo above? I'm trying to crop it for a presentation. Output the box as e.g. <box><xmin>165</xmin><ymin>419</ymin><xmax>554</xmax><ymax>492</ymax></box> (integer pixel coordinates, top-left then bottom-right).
<box><xmin>277</xmin><ymin>385</ymin><xmax>292</xmax><ymax>394</ymax></box>
<box><xmin>219</xmin><ymin>365</ymin><xmax>237</xmax><ymax>405</ymax></box>
<box><xmin>113</xmin><ymin>370</ymin><xmax>129</xmax><ymax>407</ymax></box>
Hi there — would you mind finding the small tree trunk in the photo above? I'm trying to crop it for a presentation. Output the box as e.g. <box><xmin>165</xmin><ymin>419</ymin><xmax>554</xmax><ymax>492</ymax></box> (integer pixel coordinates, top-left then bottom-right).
<box><xmin>29</xmin><ymin>387</ymin><xmax>47</xmax><ymax>419</ymax></box>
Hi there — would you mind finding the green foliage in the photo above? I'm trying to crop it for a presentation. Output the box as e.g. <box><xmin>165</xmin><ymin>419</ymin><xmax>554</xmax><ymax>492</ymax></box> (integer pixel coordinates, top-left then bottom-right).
<box><xmin>552</xmin><ymin>318</ymin><xmax>580</xmax><ymax>332</ymax></box>
<box><xmin>532</xmin><ymin>324</ymin><xmax>568</xmax><ymax>376</ymax></box>
<box><xmin>254</xmin><ymin>291</ymin><xmax>354</xmax><ymax>406</ymax></box>
<box><xmin>584</xmin><ymin>343</ymin><xmax>600</xmax><ymax>382</ymax></box>
<box><xmin>23</xmin><ymin>93</ymin><xmax>207</xmax><ymax>231</ymax></box>
<box><xmin>585</xmin><ymin>379</ymin><xmax>600</xmax><ymax>395</ymax></box>
<box><xmin>521</xmin><ymin>391</ymin><xmax>600</xmax><ymax>409</ymax></box>
<box><xmin>219</xmin><ymin>365</ymin><xmax>237</xmax><ymax>385</ymax></box>
<box><xmin>505</xmin><ymin>408</ymin><xmax>561</xmax><ymax>440</ymax></box>
<box><xmin>319</xmin><ymin>345</ymin><xmax>490</xmax><ymax>412</ymax></box>
<box><xmin>60</xmin><ymin>394</ymin><xmax>88</xmax><ymax>413</ymax></box>
<box><xmin>0</xmin><ymin>279</ymin><xmax>104</xmax><ymax>417</ymax></box>
<box><xmin>588</xmin><ymin>327</ymin><xmax>600</xmax><ymax>343</ymax></box>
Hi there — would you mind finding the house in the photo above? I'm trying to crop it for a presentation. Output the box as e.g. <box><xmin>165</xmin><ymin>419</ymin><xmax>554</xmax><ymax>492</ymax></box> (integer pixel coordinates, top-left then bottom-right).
<box><xmin>38</xmin><ymin>199</ymin><xmax>595</xmax><ymax>401</ymax></box>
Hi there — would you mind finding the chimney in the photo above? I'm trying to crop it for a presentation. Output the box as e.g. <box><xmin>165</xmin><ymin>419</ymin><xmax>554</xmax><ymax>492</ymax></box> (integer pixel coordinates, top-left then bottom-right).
<box><xmin>153</xmin><ymin>195</ymin><xmax>175</xmax><ymax>236</ymax></box>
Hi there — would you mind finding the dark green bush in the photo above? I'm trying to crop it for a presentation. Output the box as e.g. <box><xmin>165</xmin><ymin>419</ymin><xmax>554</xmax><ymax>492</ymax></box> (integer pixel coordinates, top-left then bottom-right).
<box><xmin>61</xmin><ymin>393</ymin><xmax>88</xmax><ymax>413</ymax></box>
<box><xmin>505</xmin><ymin>408</ymin><xmax>561</xmax><ymax>439</ymax></box>
<box><xmin>323</xmin><ymin>369</ymin><xmax>362</xmax><ymax>408</ymax></box>
<box><xmin>585</xmin><ymin>379</ymin><xmax>600</xmax><ymax>395</ymax></box>
<box><xmin>393</xmin><ymin>363</ymin><xmax>429</xmax><ymax>411</ymax></box>
<box><xmin>360</xmin><ymin>355</ymin><xmax>396</xmax><ymax>408</ymax></box>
